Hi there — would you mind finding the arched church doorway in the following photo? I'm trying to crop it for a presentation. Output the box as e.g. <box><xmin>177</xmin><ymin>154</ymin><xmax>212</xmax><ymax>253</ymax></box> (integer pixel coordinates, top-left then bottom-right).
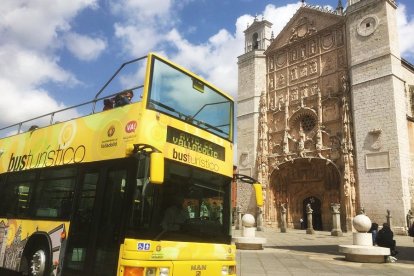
<box><xmin>270</xmin><ymin>158</ymin><xmax>341</xmax><ymax>230</ymax></box>
<box><xmin>303</xmin><ymin>196</ymin><xmax>322</xmax><ymax>230</ymax></box>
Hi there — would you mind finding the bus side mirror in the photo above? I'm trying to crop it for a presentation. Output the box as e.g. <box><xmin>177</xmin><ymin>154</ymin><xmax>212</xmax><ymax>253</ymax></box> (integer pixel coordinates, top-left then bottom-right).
<box><xmin>253</xmin><ymin>183</ymin><xmax>263</xmax><ymax>207</ymax></box>
<box><xmin>150</xmin><ymin>152</ymin><xmax>164</xmax><ymax>184</ymax></box>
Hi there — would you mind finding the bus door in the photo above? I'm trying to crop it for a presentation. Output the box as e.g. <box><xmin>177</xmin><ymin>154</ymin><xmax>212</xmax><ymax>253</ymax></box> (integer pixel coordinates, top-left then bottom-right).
<box><xmin>63</xmin><ymin>160</ymin><xmax>135</xmax><ymax>276</ymax></box>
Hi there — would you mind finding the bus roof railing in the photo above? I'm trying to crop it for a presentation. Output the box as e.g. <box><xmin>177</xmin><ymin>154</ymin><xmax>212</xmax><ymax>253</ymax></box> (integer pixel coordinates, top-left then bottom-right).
<box><xmin>0</xmin><ymin>55</ymin><xmax>148</xmax><ymax>138</ymax></box>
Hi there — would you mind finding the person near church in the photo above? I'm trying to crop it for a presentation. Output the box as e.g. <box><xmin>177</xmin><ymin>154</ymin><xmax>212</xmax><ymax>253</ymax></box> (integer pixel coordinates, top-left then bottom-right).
<box><xmin>376</xmin><ymin>223</ymin><xmax>398</xmax><ymax>256</ymax></box>
<box><xmin>368</xmin><ymin>222</ymin><xmax>378</xmax><ymax>245</ymax></box>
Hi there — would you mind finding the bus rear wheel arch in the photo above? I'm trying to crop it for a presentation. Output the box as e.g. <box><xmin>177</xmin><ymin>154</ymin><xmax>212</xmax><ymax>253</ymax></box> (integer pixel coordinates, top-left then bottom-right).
<box><xmin>21</xmin><ymin>234</ymin><xmax>52</xmax><ymax>276</ymax></box>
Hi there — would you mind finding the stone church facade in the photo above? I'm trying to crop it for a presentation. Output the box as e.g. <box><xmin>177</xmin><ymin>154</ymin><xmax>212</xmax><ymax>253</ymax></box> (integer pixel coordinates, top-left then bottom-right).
<box><xmin>237</xmin><ymin>0</ymin><xmax>414</xmax><ymax>233</ymax></box>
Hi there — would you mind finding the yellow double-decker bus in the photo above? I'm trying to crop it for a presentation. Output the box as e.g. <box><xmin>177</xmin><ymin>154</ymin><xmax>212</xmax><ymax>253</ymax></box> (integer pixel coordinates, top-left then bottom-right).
<box><xmin>0</xmin><ymin>53</ymin><xmax>245</xmax><ymax>276</ymax></box>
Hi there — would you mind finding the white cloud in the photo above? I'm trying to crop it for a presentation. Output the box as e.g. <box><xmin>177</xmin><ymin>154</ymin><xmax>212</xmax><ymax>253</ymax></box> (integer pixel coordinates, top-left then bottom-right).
<box><xmin>114</xmin><ymin>24</ymin><xmax>162</xmax><ymax>57</ymax></box>
<box><xmin>110</xmin><ymin>1</ymin><xmax>303</xmax><ymax>98</ymax></box>
<box><xmin>263</xmin><ymin>3</ymin><xmax>302</xmax><ymax>37</ymax></box>
<box><xmin>397</xmin><ymin>4</ymin><xmax>414</xmax><ymax>60</ymax></box>
<box><xmin>65</xmin><ymin>32</ymin><xmax>107</xmax><ymax>61</ymax></box>
<box><xmin>112</xmin><ymin>0</ymin><xmax>172</xmax><ymax>18</ymax></box>
<box><xmin>0</xmin><ymin>0</ymin><xmax>98</xmax><ymax>129</ymax></box>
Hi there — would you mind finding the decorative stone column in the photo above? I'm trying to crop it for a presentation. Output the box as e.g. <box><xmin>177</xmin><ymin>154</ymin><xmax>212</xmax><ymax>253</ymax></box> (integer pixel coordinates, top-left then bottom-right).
<box><xmin>257</xmin><ymin>206</ymin><xmax>263</xmax><ymax>231</ymax></box>
<box><xmin>280</xmin><ymin>203</ymin><xmax>287</xmax><ymax>233</ymax></box>
<box><xmin>386</xmin><ymin>209</ymin><xmax>392</xmax><ymax>229</ymax></box>
<box><xmin>306</xmin><ymin>203</ymin><xmax>315</xmax><ymax>234</ymax></box>
<box><xmin>331</xmin><ymin>203</ymin><xmax>343</xmax><ymax>236</ymax></box>
<box><xmin>236</xmin><ymin>206</ymin><xmax>242</xmax><ymax>230</ymax></box>
<box><xmin>406</xmin><ymin>210</ymin><xmax>413</xmax><ymax>229</ymax></box>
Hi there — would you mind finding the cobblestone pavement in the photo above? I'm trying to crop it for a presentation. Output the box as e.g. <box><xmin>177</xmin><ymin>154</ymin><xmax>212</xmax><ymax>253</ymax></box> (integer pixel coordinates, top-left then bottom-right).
<box><xmin>235</xmin><ymin>228</ymin><xmax>414</xmax><ymax>276</ymax></box>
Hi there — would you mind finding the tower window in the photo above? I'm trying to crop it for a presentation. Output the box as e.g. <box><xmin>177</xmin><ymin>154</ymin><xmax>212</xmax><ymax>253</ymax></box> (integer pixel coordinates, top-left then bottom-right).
<box><xmin>253</xmin><ymin>33</ymin><xmax>259</xmax><ymax>49</ymax></box>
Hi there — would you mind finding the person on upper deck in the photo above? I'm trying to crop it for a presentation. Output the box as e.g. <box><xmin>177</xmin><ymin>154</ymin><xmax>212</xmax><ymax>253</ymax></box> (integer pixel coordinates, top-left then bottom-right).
<box><xmin>114</xmin><ymin>90</ymin><xmax>133</xmax><ymax>107</ymax></box>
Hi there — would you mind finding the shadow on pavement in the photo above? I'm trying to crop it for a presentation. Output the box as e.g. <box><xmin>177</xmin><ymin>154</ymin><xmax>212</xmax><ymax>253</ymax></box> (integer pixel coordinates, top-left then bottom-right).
<box><xmin>265</xmin><ymin>245</ymin><xmax>414</xmax><ymax>264</ymax></box>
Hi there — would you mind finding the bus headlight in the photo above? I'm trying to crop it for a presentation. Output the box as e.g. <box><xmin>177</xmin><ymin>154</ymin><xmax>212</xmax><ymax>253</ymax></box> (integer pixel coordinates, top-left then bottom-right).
<box><xmin>221</xmin><ymin>265</ymin><xmax>236</xmax><ymax>275</ymax></box>
<box><xmin>145</xmin><ymin>268</ymin><xmax>156</xmax><ymax>276</ymax></box>
<box><xmin>159</xmin><ymin>267</ymin><xmax>170</xmax><ymax>276</ymax></box>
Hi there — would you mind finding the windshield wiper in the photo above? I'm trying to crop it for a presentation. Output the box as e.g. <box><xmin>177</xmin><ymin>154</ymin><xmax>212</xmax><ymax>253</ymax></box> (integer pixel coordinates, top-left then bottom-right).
<box><xmin>196</xmin><ymin>120</ymin><xmax>227</xmax><ymax>134</ymax></box>
<box><xmin>150</xmin><ymin>99</ymin><xmax>228</xmax><ymax>135</ymax></box>
<box><xmin>189</xmin><ymin>101</ymin><xmax>229</xmax><ymax>120</ymax></box>
<box><xmin>149</xmin><ymin>99</ymin><xmax>188</xmax><ymax>120</ymax></box>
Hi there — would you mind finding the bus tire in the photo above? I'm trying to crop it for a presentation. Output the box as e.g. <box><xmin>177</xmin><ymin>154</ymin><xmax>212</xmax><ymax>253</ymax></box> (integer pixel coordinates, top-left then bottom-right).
<box><xmin>28</xmin><ymin>245</ymin><xmax>51</xmax><ymax>276</ymax></box>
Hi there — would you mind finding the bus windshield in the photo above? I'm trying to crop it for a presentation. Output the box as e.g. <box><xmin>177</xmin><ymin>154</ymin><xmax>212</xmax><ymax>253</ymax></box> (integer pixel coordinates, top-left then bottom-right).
<box><xmin>147</xmin><ymin>56</ymin><xmax>233</xmax><ymax>141</ymax></box>
<box><xmin>127</xmin><ymin>159</ymin><xmax>232</xmax><ymax>244</ymax></box>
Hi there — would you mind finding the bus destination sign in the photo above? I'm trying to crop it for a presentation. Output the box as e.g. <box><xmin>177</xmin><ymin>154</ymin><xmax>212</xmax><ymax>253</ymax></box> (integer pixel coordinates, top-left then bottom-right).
<box><xmin>166</xmin><ymin>126</ymin><xmax>225</xmax><ymax>161</ymax></box>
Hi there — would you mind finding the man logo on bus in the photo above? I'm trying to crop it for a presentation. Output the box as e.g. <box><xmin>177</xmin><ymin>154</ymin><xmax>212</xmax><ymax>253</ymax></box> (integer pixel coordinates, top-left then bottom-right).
<box><xmin>107</xmin><ymin>125</ymin><xmax>115</xmax><ymax>137</ymax></box>
<box><xmin>125</xmin><ymin>121</ymin><xmax>137</xmax><ymax>133</ymax></box>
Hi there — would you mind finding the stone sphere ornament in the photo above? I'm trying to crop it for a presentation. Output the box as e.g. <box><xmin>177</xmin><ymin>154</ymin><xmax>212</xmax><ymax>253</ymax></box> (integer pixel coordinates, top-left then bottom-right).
<box><xmin>242</xmin><ymin>214</ymin><xmax>255</xmax><ymax>227</ymax></box>
<box><xmin>352</xmin><ymin>214</ymin><xmax>372</xmax><ymax>232</ymax></box>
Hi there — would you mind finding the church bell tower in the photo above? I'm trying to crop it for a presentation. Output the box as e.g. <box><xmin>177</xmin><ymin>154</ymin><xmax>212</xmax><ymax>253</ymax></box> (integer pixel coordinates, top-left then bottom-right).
<box><xmin>237</xmin><ymin>17</ymin><xmax>272</xmax><ymax>212</ymax></box>
<box><xmin>346</xmin><ymin>0</ymin><xmax>410</xmax><ymax>230</ymax></box>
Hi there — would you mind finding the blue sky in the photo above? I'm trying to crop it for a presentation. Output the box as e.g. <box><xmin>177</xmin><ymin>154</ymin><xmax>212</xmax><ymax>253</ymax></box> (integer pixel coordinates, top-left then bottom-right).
<box><xmin>1</xmin><ymin>0</ymin><xmax>414</xmax><ymax>131</ymax></box>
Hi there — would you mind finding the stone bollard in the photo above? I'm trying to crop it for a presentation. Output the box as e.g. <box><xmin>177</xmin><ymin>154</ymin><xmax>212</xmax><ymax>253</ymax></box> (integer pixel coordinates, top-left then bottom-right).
<box><xmin>232</xmin><ymin>214</ymin><xmax>267</xmax><ymax>250</ymax></box>
<box><xmin>330</xmin><ymin>203</ymin><xmax>343</xmax><ymax>236</ymax></box>
<box><xmin>339</xmin><ymin>214</ymin><xmax>390</xmax><ymax>263</ymax></box>
<box><xmin>306</xmin><ymin>203</ymin><xmax>315</xmax><ymax>234</ymax></box>
<box><xmin>241</xmin><ymin>214</ymin><xmax>256</xmax><ymax>238</ymax></box>
<box><xmin>280</xmin><ymin>203</ymin><xmax>287</xmax><ymax>233</ymax></box>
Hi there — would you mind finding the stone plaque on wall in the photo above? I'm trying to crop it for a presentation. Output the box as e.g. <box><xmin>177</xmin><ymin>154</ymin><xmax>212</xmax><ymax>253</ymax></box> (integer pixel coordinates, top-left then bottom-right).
<box><xmin>365</xmin><ymin>152</ymin><xmax>390</xmax><ymax>170</ymax></box>
<box><xmin>239</xmin><ymin>168</ymin><xmax>252</xmax><ymax>177</ymax></box>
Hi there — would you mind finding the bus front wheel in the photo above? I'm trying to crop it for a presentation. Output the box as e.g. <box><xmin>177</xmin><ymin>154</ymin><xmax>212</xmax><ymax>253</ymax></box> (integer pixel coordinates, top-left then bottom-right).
<box><xmin>29</xmin><ymin>246</ymin><xmax>49</xmax><ymax>276</ymax></box>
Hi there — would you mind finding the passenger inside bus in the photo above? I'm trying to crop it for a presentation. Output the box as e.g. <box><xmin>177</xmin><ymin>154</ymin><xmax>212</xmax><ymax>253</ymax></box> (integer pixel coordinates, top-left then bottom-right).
<box><xmin>161</xmin><ymin>195</ymin><xmax>189</xmax><ymax>231</ymax></box>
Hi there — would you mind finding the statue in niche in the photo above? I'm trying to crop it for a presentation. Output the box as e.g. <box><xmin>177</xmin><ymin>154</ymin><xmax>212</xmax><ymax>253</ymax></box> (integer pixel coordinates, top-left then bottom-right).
<box><xmin>289</xmin><ymin>27</ymin><xmax>298</xmax><ymax>42</ymax></box>
<box><xmin>310</xmin><ymin>40</ymin><xmax>316</xmax><ymax>54</ymax></box>
<box><xmin>351</xmin><ymin>184</ymin><xmax>356</xmax><ymax>206</ymax></box>
<box><xmin>280</xmin><ymin>202</ymin><xmax>287</xmax><ymax>213</ymax></box>
<box><xmin>306</xmin><ymin>203</ymin><xmax>313</xmax><ymax>213</ymax></box>
<box><xmin>297</xmin><ymin>127</ymin><xmax>306</xmax><ymax>157</ymax></box>
<box><xmin>341</xmin><ymin>74</ymin><xmax>349</xmax><ymax>93</ymax></box>
<box><xmin>300</xmin><ymin>45</ymin><xmax>306</xmax><ymax>58</ymax></box>
<box><xmin>310</xmin><ymin>61</ymin><xmax>317</xmax><ymax>74</ymax></box>
<box><xmin>301</xmin><ymin>86</ymin><xmax>309</xmax><ymax>97</ymax></box>
<box><xmin>291</xmin><ymin>49</ymin><xmax>297</xmax><ymax>60</ymax></box>
<box><xmin>310</xmin><ymin>83</ymin><xmax>318</xmax><ymax>95</ymax></box>
<box><xmin>278</xmin><ymin>74</ymin><xmax>285</xmax><ymax>86</ymax></box>
<box><xmin>290</xmin><ymin>89</ymin><xmax>299</xmax><ymax>101</ymax></box>
<box><xmin>269</xmin><ymin>94</ymin><xmax>275</xmax><ymax>110</ymax></box>
<box><xmin>290</xmin><ymin>68</ymin><xmax>298</xmax><ymax>80</ymax></box>
<box><xmin>278</xmin><ymin>96</ymin><xmax>285</xmax><ymax>109</ymax></box>
<box><xmin>300</xmin><ymin>66</ymin><xmax>308</xmax><ymax>78</ymax></box>
<box><xmin>269</xmin><ymin>57</ymin><xmax>274</xmax><ymax>69</ymax></box>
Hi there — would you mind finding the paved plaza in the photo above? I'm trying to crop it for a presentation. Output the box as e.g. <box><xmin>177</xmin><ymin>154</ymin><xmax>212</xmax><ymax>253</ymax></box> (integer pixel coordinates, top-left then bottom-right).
<box><xmin>235</xmin><ymin>228</ymin><xmax>414</xmax><ymax>276</ymax></box>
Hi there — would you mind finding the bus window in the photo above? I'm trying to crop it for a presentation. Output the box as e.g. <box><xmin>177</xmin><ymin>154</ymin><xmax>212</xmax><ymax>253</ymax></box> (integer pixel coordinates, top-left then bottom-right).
<box><xmin>93</xmin><ymin>168</ymin><xmax>127</xmax><ymax>276</ymax></box>
<box><xmin>0</xmin><ymin>171</ymin><xmax>35</xmax><ymax>217</ymax></box>
<box><xmin>0</xmin><ymin>175</ymin><xmax>5</xmax><ymax>215</ymax></box>
<box><xmin>33</xmin><ymin>167</ymin><xmax>76</xmax><ymax>219</ymax></box>
<box><xmin>64</xmin><ymin>171</ymin><xmax>99</xmax><ymax>273</ymax></box>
